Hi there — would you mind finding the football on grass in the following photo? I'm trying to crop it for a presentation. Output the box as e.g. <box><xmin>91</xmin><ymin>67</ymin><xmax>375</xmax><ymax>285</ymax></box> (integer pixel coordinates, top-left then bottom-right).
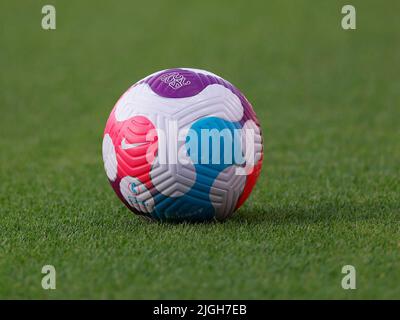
<box><xmin>102</xmin><ymin>68</ymin><xmax>263</xmax><ymax>222</ymax></box>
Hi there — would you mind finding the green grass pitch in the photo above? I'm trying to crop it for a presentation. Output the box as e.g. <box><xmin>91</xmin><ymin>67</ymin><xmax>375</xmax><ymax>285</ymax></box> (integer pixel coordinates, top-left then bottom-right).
<box><xmin>0</xmin><ymin>0</ymin><xmax>399</xmax><ymax>299</ymax></box>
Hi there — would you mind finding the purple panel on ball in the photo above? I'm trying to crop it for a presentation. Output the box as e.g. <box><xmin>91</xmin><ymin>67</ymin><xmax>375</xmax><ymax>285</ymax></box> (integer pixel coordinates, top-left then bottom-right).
<box><xmin>143</xmin><ymin>69</ymin><xmax>206</xmax><ymax>98</ymax></box>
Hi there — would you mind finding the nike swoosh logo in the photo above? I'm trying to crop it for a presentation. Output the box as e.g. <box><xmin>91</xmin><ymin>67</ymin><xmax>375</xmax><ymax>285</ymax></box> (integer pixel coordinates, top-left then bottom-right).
<box><xmin>121</xmin><ymin>138</ymin><xmax>148</xmax><ymax>150</ymax></box>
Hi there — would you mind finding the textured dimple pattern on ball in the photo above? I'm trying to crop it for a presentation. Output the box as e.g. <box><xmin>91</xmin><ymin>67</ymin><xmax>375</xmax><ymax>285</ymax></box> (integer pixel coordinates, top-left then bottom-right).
<box><xmin>103</xmin><ymin>68</ymin><xmax>264</xmax><ymax>222</ymax></box>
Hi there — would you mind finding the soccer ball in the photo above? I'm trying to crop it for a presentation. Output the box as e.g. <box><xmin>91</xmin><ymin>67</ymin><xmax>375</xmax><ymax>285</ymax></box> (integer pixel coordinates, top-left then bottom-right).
<box><xmin>102</xmin><ymin>68</ymin><xmax>263</xmax><ymax>222</ymax></box>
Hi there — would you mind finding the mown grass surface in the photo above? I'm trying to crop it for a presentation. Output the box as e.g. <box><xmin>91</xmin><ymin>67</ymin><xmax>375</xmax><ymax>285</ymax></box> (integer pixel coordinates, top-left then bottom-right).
<box><xmin>0</xmin><ymin>0</ymin><xmax>399</xmax><ymax>298</ymax></box>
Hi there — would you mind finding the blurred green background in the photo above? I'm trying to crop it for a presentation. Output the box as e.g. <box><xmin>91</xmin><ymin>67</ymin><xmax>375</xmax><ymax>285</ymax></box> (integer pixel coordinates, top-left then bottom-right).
<box><xmin>0</xmin><ymin>0</ymin><xmax>399</xmax><ymax>299</ymax></box>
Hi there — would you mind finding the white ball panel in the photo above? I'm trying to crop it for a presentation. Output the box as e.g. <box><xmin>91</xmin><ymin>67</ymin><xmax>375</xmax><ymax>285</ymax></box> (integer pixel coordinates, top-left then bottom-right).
<box><xmin>120</xmin><ymin>176</ymin><xmax>155</xmax><ymax>213</ymax></box>
<box><xmin>209</xmin><ymin>165</ymin><xmax>246</xmax><ymax>220</ymax></box>
<box><xmin>114</xmin><ymin>83</ymin><xmax>243</xmax><ymax>123</ymax></box>
<box><xmin>241</xmin><ymin>120</ymin><xmax>263</xmax><ymax>165</ymax></box>
<box><xmin>102</xmin><ymin>134</ymin><xmax>117</xmax><ymax>181</ymax></box>
<box><xmin>150</xmin><ymin>125</ymin><xmax>196</xmax><ymax>198</ymax></box>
